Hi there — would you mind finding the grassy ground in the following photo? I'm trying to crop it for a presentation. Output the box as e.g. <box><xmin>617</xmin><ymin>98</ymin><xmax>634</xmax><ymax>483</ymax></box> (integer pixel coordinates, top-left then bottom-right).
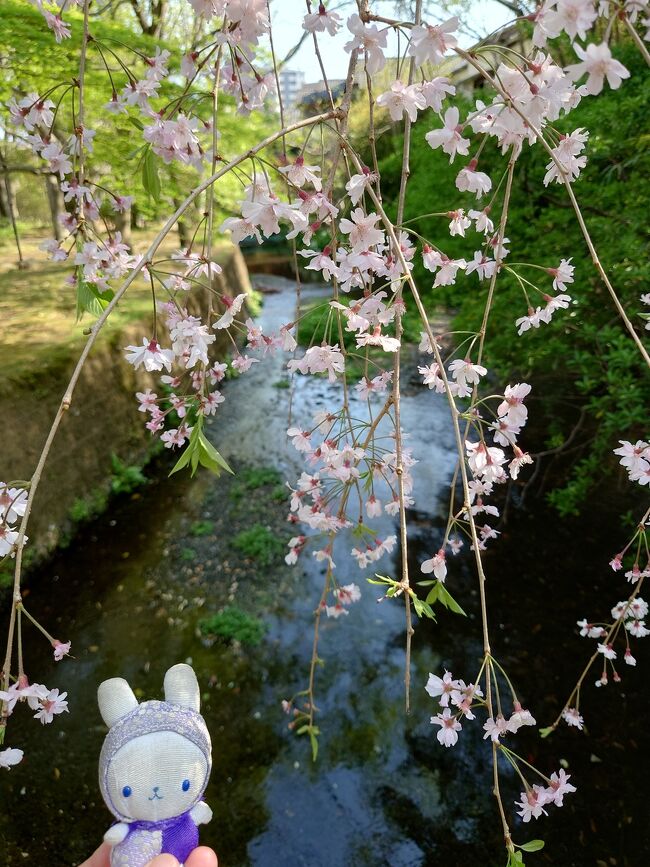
<box><xmin>0</xmin><ymin>225</ymin><xmax>230</xmax><ymax>384</ymax></box>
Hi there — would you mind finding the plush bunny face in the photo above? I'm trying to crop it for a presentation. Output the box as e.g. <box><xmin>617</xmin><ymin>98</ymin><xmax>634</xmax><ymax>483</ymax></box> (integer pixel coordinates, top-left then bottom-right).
<box><xmin>98</xmin><ymin>665</ymin><xmax>212</xmax><ymax>824</ymax></box>
<box><xmin>105</xmin><ymin>730</ymin><xmax>208</xmax><ymax>822</ymax></box>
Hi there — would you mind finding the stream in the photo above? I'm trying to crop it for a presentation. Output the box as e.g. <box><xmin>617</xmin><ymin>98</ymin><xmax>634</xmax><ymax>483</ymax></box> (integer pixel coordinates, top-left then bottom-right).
<box><xmin>1</xmin><ymin>276</ymin><xmax>648</xmax><ymax>866</ymax></box>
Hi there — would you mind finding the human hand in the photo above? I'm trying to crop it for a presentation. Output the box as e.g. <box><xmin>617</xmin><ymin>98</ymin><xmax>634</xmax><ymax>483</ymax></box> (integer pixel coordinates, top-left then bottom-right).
<box><xmin>80</xmin><ymin>842</ymin><xmax>218</xmax><ymax>867</ymax></box>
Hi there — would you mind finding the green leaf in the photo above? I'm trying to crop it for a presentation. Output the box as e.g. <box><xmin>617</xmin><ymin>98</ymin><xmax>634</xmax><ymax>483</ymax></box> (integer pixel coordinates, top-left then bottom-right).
<box><xmin>352</xmin><ymin>522</ymin><xmax>376</xmax><ymax>538</ymax></box>
<box><xmin>425</xmin><ymin>583</ymin><xmax>441</xmax><ymax>605</ymax></box>
<box><xmin>517</xmin><ymin>840</ymin><xmax>545</xmax><ymax>853</ymax></box>
<box><xmin>142</xmin><ymin>148</ymin><xmax>161</xmax><ymax>201</ymax></box>
<box><xmin>412</xmin><ymin>596</ymin><xmax>436</xmax><ymax>621</ymax></box>
<box><xmin>309</xmin><ymin>730</ymin><xmax>319</xmax><ymax>762</ymax></box>
<box><xmin>436</xmin><ymin>583</ymin><xmax>467</xmax><ymax>616</ymax></box>
<box><xmin>197</xmin><ymin>432</ymin><xmax>234</xmax><ymax>475</ymax></box>
<box><xmin>367</xmin><ymin>574</ymin><xmax>396</xmax><ymax>586</ymax></box>
<box><xmin>127</xmin><ymin>115</ymin><xmax>144</xmax><ymax>130</ymax></box>
<box><xmin>168</xmin><ymin>421</ymin><xmax>233</xmax><ymax>478</ymax></box>
<box><xmin>76</xmin><ymin>280</ymin><xmax>112</xmax><ymax>319</ymax></box>
<box><xmin>538</xmin><ymin>726</ymin><xmax>554</xmax><ymax>739</ymax></box>
<box><xmin>169</xmin><ymin>443</ymin><xmax>194</xmax><ymax>476</ymax></box>
<box><xmin>425</xmin><ymin>581</ymin><xmax>466</xmax><ymax>616</ymax></box>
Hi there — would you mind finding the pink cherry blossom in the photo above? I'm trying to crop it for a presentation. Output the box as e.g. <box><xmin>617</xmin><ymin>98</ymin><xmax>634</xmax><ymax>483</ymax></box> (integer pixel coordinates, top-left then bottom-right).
<box><xmin>624</xmin><ymin>649</ymin><xmax>637</xmax><ymax>666</ymax></box>
<box><xmin>430</xmin><ymin>708</ymin><xmax>462</xmax><ymax>747</ymax></box>
<box><xmin>497</xmin><ymin>383</ymin><xmax>531</xmax><ymax>427</ymax></box>
<box><xmin>544</xmin><ymin>769</ymin><xmax>577</xmax><ymax>806</ymax></box>
<box><xmin>483</xmin><ymin>715</ymin><xmax>510</xmax><ymax>741</ymax></box>
<box><xmin>597</xmin><ymin>642</ymin><xmax>617</xmax><ymax>659</ymax></box>
<box><xmin>469</xmin><ymin>208</ymin><xmax>494</xmax><ymax>234</ymax></box>
<box><xmin>516</xmin><ymin>787</ymin><xmax>548</xmax><ymax>822</ymax></box>
<box><xmin>425</xmin><ymin>670</ymin><xmax>462</xmax><ymax>707</ymax></box>
<box><xmin>376</xmin><ymin>81</ymin><xmax>426</xmax><ymax>122</ymax></box>
<box><xmin>338</xmin><ymin>208</ymin><xmax>384</xmax><ymax>252</ymax></box>
<box><xmin>515</xmin><ymin>307</ymin><xmax>544</xmax><ymax>335</ymax></box>
<box><xmin>279</xmin><ymin>157</ymin><xmax>322</xmax><ymax>191</ymax></box>
<box><xmin>408</xmin><ymin>18</ymin><xmax>458</xmax><ymax>66</ymax></box>
<box><xmin>544</xmin><ymin>129</ymin><xmax>589</xmax><ymax>186</ymax></box>
<box><xmin>548</xmin><ymin>258</ymin><xmax>575</xmax><ymax>292</ymax></box>
<box><xmin>52</xmin><ymin>640</ymin><xmax>71</xmax><ymax>661</ymax></box>
<box><xmin>160</xmin><ymin>424</ymin><xmax>193</xmax><ymax>449</ymax></box>
<box><xmin>345</xmin><ymin>14</ymin><xmax>387</xmax><ymax>75</ymax></box>
<box><xmin>562</xmin><ymin>707</ymin><xmax>584</xmax><ymax>730</ymax></box>
<box><xmin>0</xmin><ymin>748</ymin><xmax>23</xmax><ymax>770</ymax></box>
<box><xmin>567</xmin><ymin>42</ymin><xmax>630</xmax><ymax>96</ymax></box>
<box><xmin>43</xmin><ymin>12</ymin><xmax>71</xmax><ymax>42</ymax></box>
<box><xmin>123</xmin><ymin>338</ymin><xmax>174</xmax><ymax>373</ymax></box>
<box><xmin>334</xmin><ymin>584</ymin><xmax>361</xmax><ymax>605</ymax></box>
<box><xmin>425</xmin><ymin>107</ymin><xmax>470</xmax><ymax>163</ymax></box>
<box><xmin>507</xmin><ymin>705</ymin><xmax>536</xmax><ymax>732</ymax></box>
<box><xmin>448</xmin><ymin>209</ymin><xmax>472</xmax><ymax>237</ymax></box>
<box><xmin>448</xmin><ymin>359</ymin><xmax>488</xmax><ymax>397</ymax></box>
<box><xmin>213</xmin><ymin>293</ymin><xmax>248</xmax><ymax>330</ymax></box>
<box><xmin>420</xmin><ymin>77</ymin><xmax>455</xmax><ymax>112</ymax></box>
<box><xmin>421</xmin><ymin>549</ymin><xmax>447</xmax><ymax>582</ymax></box>
<box><xmin>303</xmin><ymin>5</ymin><xmax>342</xmax><ymax>36</ymax></box>
<box><xmin>465</xmin><ymin>251</ymin><xmax>497</xmax><ymax>281</ymax></box>
<box><xmin>455</xmin><ymin>162</ymin><xmax>492</xmax><ymax>198</ymax></box>
<box><xmin>509</xmin><ymin>447</ymin><xmax>533</xmax><ymax>480</ymax></box>
<box><xmin>33</xmin><ymin>687</ymin><xmax>69</xmax><ymax>725</ymax></box>
<box><xmin>287</xmin><ymin>427</ymin><xmax>312</xmax><ymax>452</ymax></box>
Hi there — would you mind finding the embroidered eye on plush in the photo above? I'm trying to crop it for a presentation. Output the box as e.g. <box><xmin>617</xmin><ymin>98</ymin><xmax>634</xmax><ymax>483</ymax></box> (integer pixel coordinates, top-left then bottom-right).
<box><xmin>122</xmin><ymin>785</ymin><xmax>132</xmax><ymax>798</ymax></box>
<box><xmin>182</xmin><ymin>779</ymin><xmax>191</xmax><ymax>792</ymax></box>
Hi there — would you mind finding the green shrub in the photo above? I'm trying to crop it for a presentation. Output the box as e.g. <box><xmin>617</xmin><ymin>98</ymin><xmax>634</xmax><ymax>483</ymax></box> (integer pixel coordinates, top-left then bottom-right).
<box><xmin>190</xmin><ymin>520</ymin><xmax>214</xmax><ymax>537</ymax></box>
<box><xmin>232</xmin><ymin>524</ymin><xmax>284</xmax><ymax>565</ymax></box>
<box><xmin>375</xmin><ymin>43</ymin><xmax>649</xmax><ymax>514</ymax></box>
<box><xmin>68</xmin><ymin>488</ymin><xmax>109</xmax><ymax>523</ymax></box>
<box><xmin>110</xmin><ymin>454</ymin><xmax>147</xmax><ymax>495</ymax></box>
<box><xmin>199</xmin><ymin>606</ymin><xmax>267</xmax><ymax>646</ymax></box>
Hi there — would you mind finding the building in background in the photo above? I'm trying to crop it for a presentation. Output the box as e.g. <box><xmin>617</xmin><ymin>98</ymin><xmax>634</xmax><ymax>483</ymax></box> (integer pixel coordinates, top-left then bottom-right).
<box><xmin>278</xmin><ymin>68</ymin><xmax>305</xmax><ymax>111</ymax></box>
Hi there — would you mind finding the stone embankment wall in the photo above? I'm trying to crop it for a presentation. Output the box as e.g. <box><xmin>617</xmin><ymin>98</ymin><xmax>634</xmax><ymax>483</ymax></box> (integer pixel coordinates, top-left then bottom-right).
<box><xmin>0</xmin><ymin>246</ymin><xmax>252</xmax><ymax>562</ymax></box>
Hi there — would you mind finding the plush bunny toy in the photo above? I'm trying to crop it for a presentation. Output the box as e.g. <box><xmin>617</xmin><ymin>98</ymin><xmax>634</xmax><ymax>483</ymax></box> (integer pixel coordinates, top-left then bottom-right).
<box><xmin>97</xmin><ymin>663</ymin><xmax>213</xmax><ymax>867</ymax></box>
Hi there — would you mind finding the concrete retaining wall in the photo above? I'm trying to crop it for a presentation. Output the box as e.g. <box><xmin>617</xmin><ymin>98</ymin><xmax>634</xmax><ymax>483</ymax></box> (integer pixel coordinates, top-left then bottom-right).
<box><xmin>0</xmin><ymin>246</ymin><xmax>252</xmax><ymax>562</ymax></box>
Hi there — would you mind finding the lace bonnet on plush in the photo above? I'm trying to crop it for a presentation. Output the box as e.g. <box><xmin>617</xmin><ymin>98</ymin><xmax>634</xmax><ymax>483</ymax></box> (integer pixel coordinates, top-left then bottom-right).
<box><xmin>98</xmin><ymin>664</ymin><xmax>212</xmax><ymax>822</ymax></box>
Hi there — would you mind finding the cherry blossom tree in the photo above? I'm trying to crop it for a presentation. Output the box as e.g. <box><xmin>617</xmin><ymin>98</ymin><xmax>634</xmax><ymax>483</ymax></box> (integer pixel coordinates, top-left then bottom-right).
<box><xmin>1</xmin><ymin>0</ymin><xmax>649</xmax><ymax>862</ymax></box>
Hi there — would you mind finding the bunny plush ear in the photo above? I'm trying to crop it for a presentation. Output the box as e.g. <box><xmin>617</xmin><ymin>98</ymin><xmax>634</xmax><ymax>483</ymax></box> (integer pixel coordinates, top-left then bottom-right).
<box><xmin>164</xmin><ymin>663</ymin><xmax>200</xmax><ymax>712</ymax></box>
<box><xmin>98</xmin><ymin>678</ymin><xmax>138</xmax><ymax>728</ymax></box>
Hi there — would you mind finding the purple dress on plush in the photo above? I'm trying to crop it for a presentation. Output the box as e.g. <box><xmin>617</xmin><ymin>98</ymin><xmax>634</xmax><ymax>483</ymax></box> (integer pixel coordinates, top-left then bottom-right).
<box><xmin>110</xmin><ymin>812</ymin><xmax>198</xmax><ymax>866</ymax></box>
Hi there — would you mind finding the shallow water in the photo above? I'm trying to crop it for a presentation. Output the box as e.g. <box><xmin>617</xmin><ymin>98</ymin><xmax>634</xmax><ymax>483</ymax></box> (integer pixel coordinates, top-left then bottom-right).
<box><xmin>1</xmin><ymin>277</ymin><xmax>648</xmax><ymax>866</ymax></box>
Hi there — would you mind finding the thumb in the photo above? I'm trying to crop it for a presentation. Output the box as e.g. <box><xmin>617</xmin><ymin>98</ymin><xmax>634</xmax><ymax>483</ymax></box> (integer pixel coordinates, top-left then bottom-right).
<box><xmin>186</xmin><ymin>848</ymin><xmax>219</xmax><ymax>867</ymax></box>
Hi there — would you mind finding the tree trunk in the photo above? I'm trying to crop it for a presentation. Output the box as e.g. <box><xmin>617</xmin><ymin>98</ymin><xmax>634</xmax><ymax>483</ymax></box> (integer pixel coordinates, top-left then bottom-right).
<box><xmin>45</xmin><ymin>174</ymin><xmax>63</xmax><ymax>240</ymax></box>
<box><xmin>173</xmin><ymin>197</ymin><xmax>190</xmax><ymax>248</ymax></box>
<box><xmin>113</xmin><ymin>207</ymin><xmax>132</xmax><ymax>248</ymax></box>
<box><xmin>0</xmin><ymin>178</ymin><xmax>8</xmax><ymax>218</ymax></box>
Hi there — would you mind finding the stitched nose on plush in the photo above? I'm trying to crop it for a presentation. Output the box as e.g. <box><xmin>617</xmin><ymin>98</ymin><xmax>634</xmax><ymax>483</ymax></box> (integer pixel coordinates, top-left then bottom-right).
<box><xmin>149</xmin><ymin>786</ymin><xmax>164</xmax><ymax>800</ymax></box>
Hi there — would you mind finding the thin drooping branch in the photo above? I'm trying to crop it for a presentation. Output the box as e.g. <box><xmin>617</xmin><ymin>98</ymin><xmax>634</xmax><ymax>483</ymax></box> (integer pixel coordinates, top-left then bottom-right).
<box><xmin>390</xmin><ymin>0</ymin><xmax>422</xmax><ymax>713</ymax></box>
<box><xmin>624</xmin><ymin>16</ymin><xmax>650</xmax><ymax>67</ymax></box>
<box><xmin>453</xmin><ymin>46</ymin><xmax>650</xmax><ymax>371</ymax></box>
<box><xmin>0</xmin><ymin>108</ymin><xmax>339</xmax><ymax>704</ymax></box>
<box><xmin>0</xmin><ymin>151</ymin><xmax>24</xmax><ymax>268</ymax></box>
<box><xmin>341</xmin><ymin>141</ymin><xmax>513</xmax><ymax>846</ymax></box>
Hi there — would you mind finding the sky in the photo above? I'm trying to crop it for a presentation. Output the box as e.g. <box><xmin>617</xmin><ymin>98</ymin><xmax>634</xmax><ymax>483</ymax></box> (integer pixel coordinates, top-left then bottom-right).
<box><xmin>269</xmin><ymin>1</ymin><xmax>514</xmax><ymax>83</ymax></box>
